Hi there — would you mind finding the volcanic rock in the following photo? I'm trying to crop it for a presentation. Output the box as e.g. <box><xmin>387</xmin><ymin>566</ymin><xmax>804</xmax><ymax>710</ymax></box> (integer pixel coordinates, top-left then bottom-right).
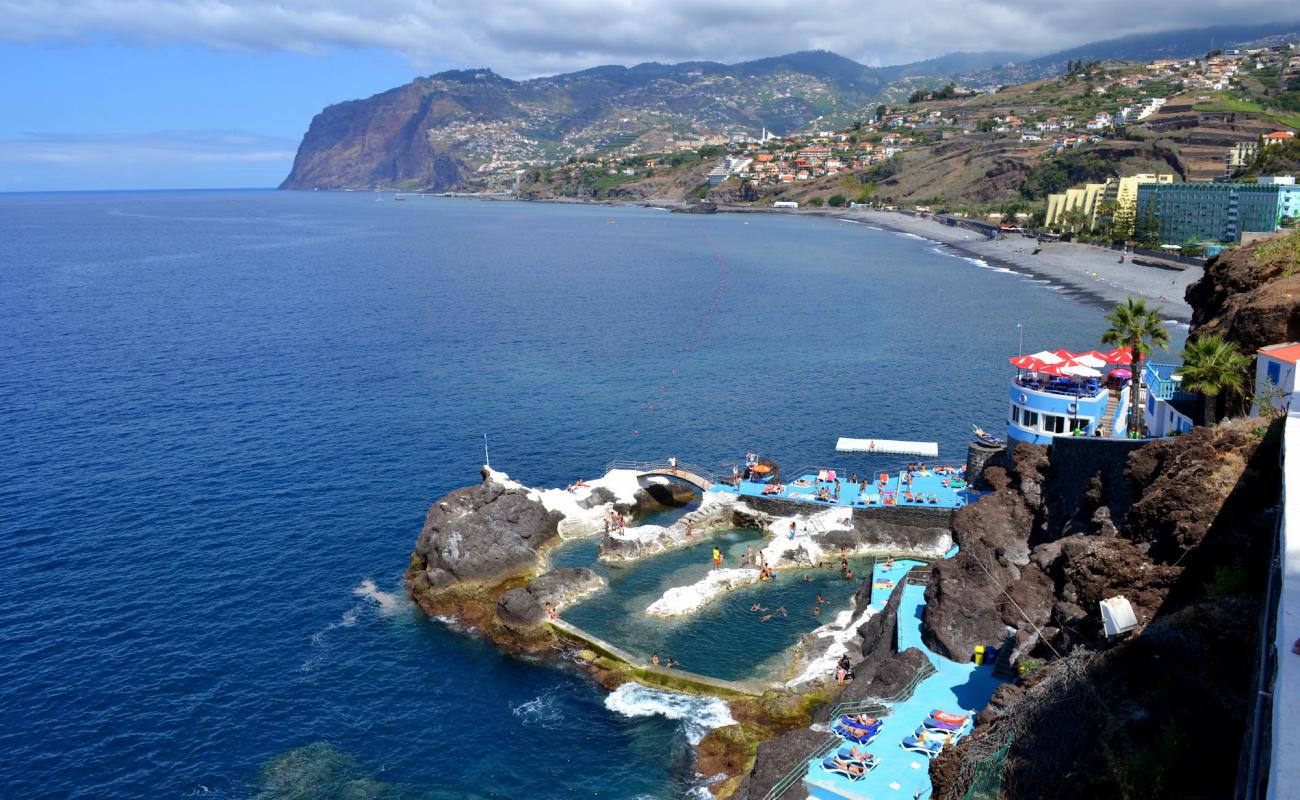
<box><xmin>413</xmin><ymin>468</ymin><xmax>563</xmax><ymax>590</ymax></box>
<box><xmin>526</xmin><ymin>567</ymin><xmax>606</xmax><ymax>609</ymax></box>
<box><xmin>496</xmin><ymin>588</ymin><xmax>546</xmax><ymax>630</ymax></box>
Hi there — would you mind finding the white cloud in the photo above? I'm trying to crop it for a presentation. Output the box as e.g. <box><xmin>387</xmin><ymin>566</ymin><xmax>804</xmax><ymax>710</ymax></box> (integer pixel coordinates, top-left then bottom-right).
<box><xmin>0</xmin><ymin>130</ymin><xmax>296</xmax><ymax>165</ymax></box>
<box><xmin>2</xmin><ymin>1</ymin><xmax>1297</xmax><ymax>76</ymax></box>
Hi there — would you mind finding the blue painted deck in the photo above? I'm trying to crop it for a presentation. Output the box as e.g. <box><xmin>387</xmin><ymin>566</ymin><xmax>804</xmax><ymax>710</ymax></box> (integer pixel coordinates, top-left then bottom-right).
<box><xmin>804</xmin><ymin>564</ymin><xmax>1005</xmax><ymax>800</ymax></box>
<box><xmin>709</xmin><ymin>468</ymin><xmax>972</xmax><ymax>511</ymax></box>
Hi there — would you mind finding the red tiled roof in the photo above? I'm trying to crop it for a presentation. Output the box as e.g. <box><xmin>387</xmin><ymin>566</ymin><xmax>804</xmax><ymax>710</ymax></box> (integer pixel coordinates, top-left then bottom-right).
<box><xmin>1259</xmin><ymin>343</ymin><xmax>1300</xmax><ymax>363</ymax></box>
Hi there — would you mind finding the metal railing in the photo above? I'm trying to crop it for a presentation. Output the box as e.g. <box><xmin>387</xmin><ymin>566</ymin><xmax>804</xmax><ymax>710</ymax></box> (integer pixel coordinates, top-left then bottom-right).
<box><xmin>828</xmin><ymin>660</ymin><xmax>938</xmax><ymax>721</ymax></box>
<box><xmin>1014</xmin><ymin>376</ymin><xmax>1107</xmax><ymax>399</ymax></box>
<box><xmin>762</xmin><ymin>661</ymin><xmax>940</xmax><ymax>800</ymax></box>
<box><xmin>761</xmin><ymin>736</ymin><xmax>840</xmax><ymax>800</ymax></box>
<box><xmin>603</xmin><ymin>458</ymin><xmax>721</xmax><ymax>486</ymax></box>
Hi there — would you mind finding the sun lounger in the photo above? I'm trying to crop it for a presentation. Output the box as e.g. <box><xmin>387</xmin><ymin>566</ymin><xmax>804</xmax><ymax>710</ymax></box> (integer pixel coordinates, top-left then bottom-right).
<box><xmin>821</xmin><ymin>754</ymin><xmax>877</xmax><ymax>780</ymax></box>
<box><xmin>929</xmin><ymin>710</ymin><xmax>968</xmax><ymax>726</ymax></box>
<box><xmin>836</xmin><ymin>747</ymin><xmax>877</xmax><ymax>763</ymax></box>
<box><xmin>900</xmin><ymin>731</ymin><xmax>946</xmax><ymax>758</ymax></box>
<box><xmin>922</xmin><ymin>712</ymin><xmax>968</xmax><ymax>733</ymax></box>
<box><xmin>834</xmin><ymin>720</ymin><xmax>882</xmax><ymax>743</ymax></box>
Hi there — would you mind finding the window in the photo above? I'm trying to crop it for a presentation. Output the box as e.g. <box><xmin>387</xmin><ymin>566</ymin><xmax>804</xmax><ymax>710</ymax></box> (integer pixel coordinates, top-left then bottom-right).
<box><xmin>1023</xmin><ymin>410</ymin><xmax>1039</xmax><ymax>429</ymax></box>
<box><xmin>1070</xmin><ymin>418</ymin><xmax>1089</xmax><ymax>434</ymax></box>
<box><xmin>1044</xmin><ymin>414</ymin><xmax>1066</xmax><ymax>434</ymax></box>
<box><xmin>1268</xmin><ymin>361</ymin><xmax>1282</xmax><ymax>385</ymax></box>
<box><xmin>1011</xmin><ymin>404</ymin><xmax>1021</xmax><ymax>423</ymax></box>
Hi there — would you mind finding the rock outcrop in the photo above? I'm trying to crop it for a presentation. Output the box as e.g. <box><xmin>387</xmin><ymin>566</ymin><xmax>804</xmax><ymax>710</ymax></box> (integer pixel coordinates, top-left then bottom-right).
<box><xmin>526</xmin><ymin>567</ymin><xmax>605</xmax><ymax>609</ymax></box>
<box><xmin>497</xmin><ymin>568</ymin><xmax>609</xmax><ymax>632</ymax></box>
<box><xmin>729</xmin><ymin>727</ymin><xmax>828</xmax><ymax>800</ymax></box>
<box><xmin>599</xmin><ymin>498</ymin><xmax>768</xmax><ymax>561</ymax></box>
<box><xmin>413</xmin><ymin>467</ymin><xmax>563</xmax><ymax>590</ymax></box>
<box><xmin>1186</xmin><ymin>230</ymin><xmax>1300</xmax><ymax>357</ymax></box>
<box><xmin>924</xmin><ymin>418</ymin><xmax>1281</xmax><ymax>799</ymax></box>
<box><xmin>921</xmin><ymin>444</ymin><xmax>1047</xmax><ymax>661</ymax></box>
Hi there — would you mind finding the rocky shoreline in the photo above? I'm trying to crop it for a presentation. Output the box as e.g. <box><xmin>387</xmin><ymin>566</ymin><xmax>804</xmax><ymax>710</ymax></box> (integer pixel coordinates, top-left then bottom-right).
<box><xmin>402</xmin><ymin>232</ymin><xmax>1297</xmax><ymax>798</ymax></box>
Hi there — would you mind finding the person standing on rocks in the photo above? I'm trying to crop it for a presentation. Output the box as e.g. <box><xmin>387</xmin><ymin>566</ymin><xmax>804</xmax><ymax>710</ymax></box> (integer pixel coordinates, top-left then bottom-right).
<box><xmin>712</xmin><ymin>547</ymin><xmax>723</xmax><ymax>569</ymax></box>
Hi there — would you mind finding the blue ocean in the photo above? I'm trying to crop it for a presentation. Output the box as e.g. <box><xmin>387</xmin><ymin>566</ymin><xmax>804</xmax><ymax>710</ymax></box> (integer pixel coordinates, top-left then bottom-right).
<box><xmin>1</xmin><ymin>191</ymin><xmax>1128</xmax><ymax>798</ymax></box>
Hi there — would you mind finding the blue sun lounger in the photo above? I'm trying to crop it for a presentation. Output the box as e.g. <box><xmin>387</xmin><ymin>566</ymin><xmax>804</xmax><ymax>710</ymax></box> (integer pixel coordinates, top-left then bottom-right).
<box><xmin>833</xmin><ymin>719</ymin><xmax>883</xmax><ymax>744</ymax></box>
<box><xmin>901</xmin><ymin>729</ymin><xmax>955</xmax><ymax>758</ymax></box>
<box><xmin>822</xmin><ymin>754</ymin><xmax>879</xmax><ymax>780</ymax></box>
<box><xmin>921</xmin><ymin>712</ymin><xmax>969</xmax><ymax>734</ymax></box>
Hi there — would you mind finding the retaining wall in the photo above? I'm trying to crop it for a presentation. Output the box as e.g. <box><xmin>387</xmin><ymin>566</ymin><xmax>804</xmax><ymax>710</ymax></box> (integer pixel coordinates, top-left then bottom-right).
<box><xmin>1045</xmin><ymin>435</ymin><xmax>1147</xmax><ymax>538</ymax></box>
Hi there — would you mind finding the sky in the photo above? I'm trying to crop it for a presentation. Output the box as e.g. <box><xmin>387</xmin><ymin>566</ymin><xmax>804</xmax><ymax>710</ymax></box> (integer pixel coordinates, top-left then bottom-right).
<box><xmin>2</xmin><ymin>1</ymin><xmax>1298</xmax><ymax>191</ymax></box>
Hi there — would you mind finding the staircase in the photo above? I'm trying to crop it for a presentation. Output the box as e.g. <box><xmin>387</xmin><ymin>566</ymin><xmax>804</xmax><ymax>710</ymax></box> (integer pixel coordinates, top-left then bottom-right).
<box><xmin>1102</xmin><ymin>390</ymin><xmax>1120</xmax><ymax>436</ymax></box>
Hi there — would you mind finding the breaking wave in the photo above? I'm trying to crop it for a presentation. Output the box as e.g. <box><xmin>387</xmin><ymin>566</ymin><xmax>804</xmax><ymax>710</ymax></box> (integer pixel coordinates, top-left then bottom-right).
<box><xmin>604</xmin><ymin>683</ymin><xmax>736</xmax><ymax>745</ymax></box>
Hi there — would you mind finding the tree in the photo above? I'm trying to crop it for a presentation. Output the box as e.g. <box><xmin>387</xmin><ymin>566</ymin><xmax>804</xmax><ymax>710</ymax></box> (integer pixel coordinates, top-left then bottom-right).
<box><xmin>1059</xmin><ymin>207</ymin><xmax>1088</xmax><ymax>236</ymax></box>
<box><xmin>1102</xmin><ymin>297</ymin><xmax>1172</xmax><ymax>436</ymax></box>
<box><xmin>1109</xmin><ymin>202</ymin><xmax>1137</xmax><ymax>243</ymax></box>
<box><xmin>808</xmin><ymin>196</ymin><xmax>825</xmax><ymax>207</ymax></box>
<box><xmin>1178</xmin><ymin>334</ymin><xmax>1250</xmax><ymax>424</ymax></box>
<box><xmin>1134</xmin><ymin>206</ymin><xmax>1161</xmax><ymax>247</ymax></box>
<box><xmin>828</xmin><ymin>193</ymin><xmax>847</xmax><ymax>207</ymax></box>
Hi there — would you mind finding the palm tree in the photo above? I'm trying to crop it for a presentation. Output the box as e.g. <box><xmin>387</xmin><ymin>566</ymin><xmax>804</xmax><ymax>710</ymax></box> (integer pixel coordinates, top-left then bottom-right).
<box><xmin>1102</xmin><ymin>297</ymin><xmax>1171</xmax><ymax>436</ymax></box>
<box><xmin>1178</xmin><ymin>334</ymin><xmax>1251</xmax><ymax>424</ymax></box>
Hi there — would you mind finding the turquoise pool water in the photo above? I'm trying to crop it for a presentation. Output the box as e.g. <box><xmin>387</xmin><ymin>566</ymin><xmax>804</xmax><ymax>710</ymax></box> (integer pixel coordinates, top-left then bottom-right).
<box><xmin>550</xmin><ymin>530</ymin><xmax>879</xmax><ymax>681</ymax></box>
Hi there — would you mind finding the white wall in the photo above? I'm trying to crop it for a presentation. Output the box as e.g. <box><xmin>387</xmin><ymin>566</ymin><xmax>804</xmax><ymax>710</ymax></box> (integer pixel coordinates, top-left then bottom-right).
<box><xmin>1255</xmin><ymin>357</ymin><xmax>1297</xmax><ymax>416</ymax></box>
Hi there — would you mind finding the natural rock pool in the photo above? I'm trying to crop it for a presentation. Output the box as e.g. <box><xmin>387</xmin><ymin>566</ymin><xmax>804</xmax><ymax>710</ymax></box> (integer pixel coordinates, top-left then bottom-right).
<box><xmin>549</xmin><ymin>498</ymin><xmax>881</xmax><ymax>681</ymax></box>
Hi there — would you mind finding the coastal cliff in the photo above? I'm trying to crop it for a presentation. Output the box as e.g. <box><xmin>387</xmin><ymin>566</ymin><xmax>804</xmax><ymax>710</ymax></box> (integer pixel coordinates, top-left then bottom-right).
<box><xmin>1186</xmin><ymin>229</ymin><xmax>1300</xmax><ymax>357</ymax></box>
<box><xmin>920</xmin><ymin>420</ymin><xmax>1279</xmax><ymax>799</ymax></box>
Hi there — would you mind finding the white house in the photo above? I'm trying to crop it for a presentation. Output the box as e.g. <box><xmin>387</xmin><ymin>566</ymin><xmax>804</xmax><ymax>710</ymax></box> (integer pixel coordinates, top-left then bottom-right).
<box><xmin>1254</xmin><ymin>342</ymin><xmax>1300</xmax><ymax>415</ymax></box>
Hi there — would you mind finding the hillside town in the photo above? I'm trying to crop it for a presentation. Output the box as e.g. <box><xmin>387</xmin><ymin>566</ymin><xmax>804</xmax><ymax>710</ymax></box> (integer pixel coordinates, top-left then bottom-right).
<box><xmin>500</xmin><ymin>40</ymin><xmax>1300</xmax><ymax>253</ymax></box>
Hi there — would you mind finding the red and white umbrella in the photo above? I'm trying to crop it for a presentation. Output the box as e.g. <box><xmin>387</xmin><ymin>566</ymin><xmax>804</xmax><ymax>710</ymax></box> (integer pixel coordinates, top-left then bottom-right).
<box><xmin>1072</xmin><ymin>351</ymin><xmax>1108</xmax><ymax>369</ymax></box>
<box><xmin>1104</xmin><ymin>347</ymin><xmax>1134</xmax><ymax>364</ymax></box>
<box><xmin>1009</xmin><ymin>354</ymin><xmax>1046</xmax><ymax>370</ymax></box>
<box><xmin>1053</xmin><ymin>349</ymin><xmax>1080</xmax><ymax>361</ymax></box>
<box><xmin>1029</xmin><ymin>350</ymin><xmax>1065</xmax><ymax>364</ymax></box>
<box><xmin>1061</xmin><ymin>363</ymin><xmax>1103</xmax><ymax>378</ymax></box>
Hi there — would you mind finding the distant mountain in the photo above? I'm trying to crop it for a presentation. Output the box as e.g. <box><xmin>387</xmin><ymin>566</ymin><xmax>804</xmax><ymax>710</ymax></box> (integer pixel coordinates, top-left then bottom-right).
<box><xmin>963</xmin><ymin>22</ymin><xmax>1300</xmax><ymax>86</ymax></box>
<box><xmin>1026</xmin><ymin>22</ymin><xmax>1300</xmax><ymax>67</ymax></box>
<box><xmin>281</xmin><ymin>21</ymin><xmax>1300</xmax><ymax>191</ymax></box>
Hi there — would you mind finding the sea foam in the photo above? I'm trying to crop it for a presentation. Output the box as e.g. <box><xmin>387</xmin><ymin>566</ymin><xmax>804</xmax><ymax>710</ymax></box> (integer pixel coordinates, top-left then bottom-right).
<box><xmin>604</xmin><ymin>683</ymin><xmax>736</xmax><ymax>744</ymax></box>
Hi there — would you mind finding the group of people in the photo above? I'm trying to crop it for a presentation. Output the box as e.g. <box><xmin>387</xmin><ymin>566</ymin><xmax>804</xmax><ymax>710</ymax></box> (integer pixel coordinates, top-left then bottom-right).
<box><xmin>603</xmin><ymin>513</ymin><xmax>628</xmax><ymax>534</ymax></box>
<box><xmin>650</xmin><ymin>652</ymin><xmax>680</xmax><ymax>669</ymax></box>
<box><xmin>836</xmin><ymin>653</ymin><xmax>855</xmax><ymax>686</ymax></box>
<box><xmin>750</xmin><ymin>603</ymin><xmax>788</xmax><ymax>623</ymax></box>
<box><xmin>737</xmin><ymin>545</ymin><xmax>779</xmax><ymax>581</ymax></box>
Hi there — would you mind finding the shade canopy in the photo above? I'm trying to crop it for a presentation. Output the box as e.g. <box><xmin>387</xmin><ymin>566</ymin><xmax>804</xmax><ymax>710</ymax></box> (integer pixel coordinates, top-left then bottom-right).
<box><xmin>1029</xmin><ymin>350</ymin><xmax>1065</xmax><ymax>364</ymax></box>
<box><xmin>1037</xmin><ymin>362</ymin><xmax>1069</xmax><ymax>377</ymax></box>
<box><xmin>1053</xmin><ymin>348</ymin><xmax>1080</xmax><ymax>360</ymax></box>
<box><xmin>1060</xmin><ymin>363</ymin><xmax>1103</xmax><ymax>377</ymax></box>
<box><xmin>1072</xmin><ymin>351</ymin><xmax>1108</xmax><ymax>368</ymax></box>
<box><xmin>1111</xmin><ymin>368</ymin><xmax>1133</xmax><ymax>379</ymax></box>
<box><xmin>1104</xmin><ymin>347</ymin><xmax>1134</xmax><ymax>364</ymax></box>
<box><xmin>1010</xmin><ymin>354</ymin><xmax>1046</xmax><ymax>370</ymax></box>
